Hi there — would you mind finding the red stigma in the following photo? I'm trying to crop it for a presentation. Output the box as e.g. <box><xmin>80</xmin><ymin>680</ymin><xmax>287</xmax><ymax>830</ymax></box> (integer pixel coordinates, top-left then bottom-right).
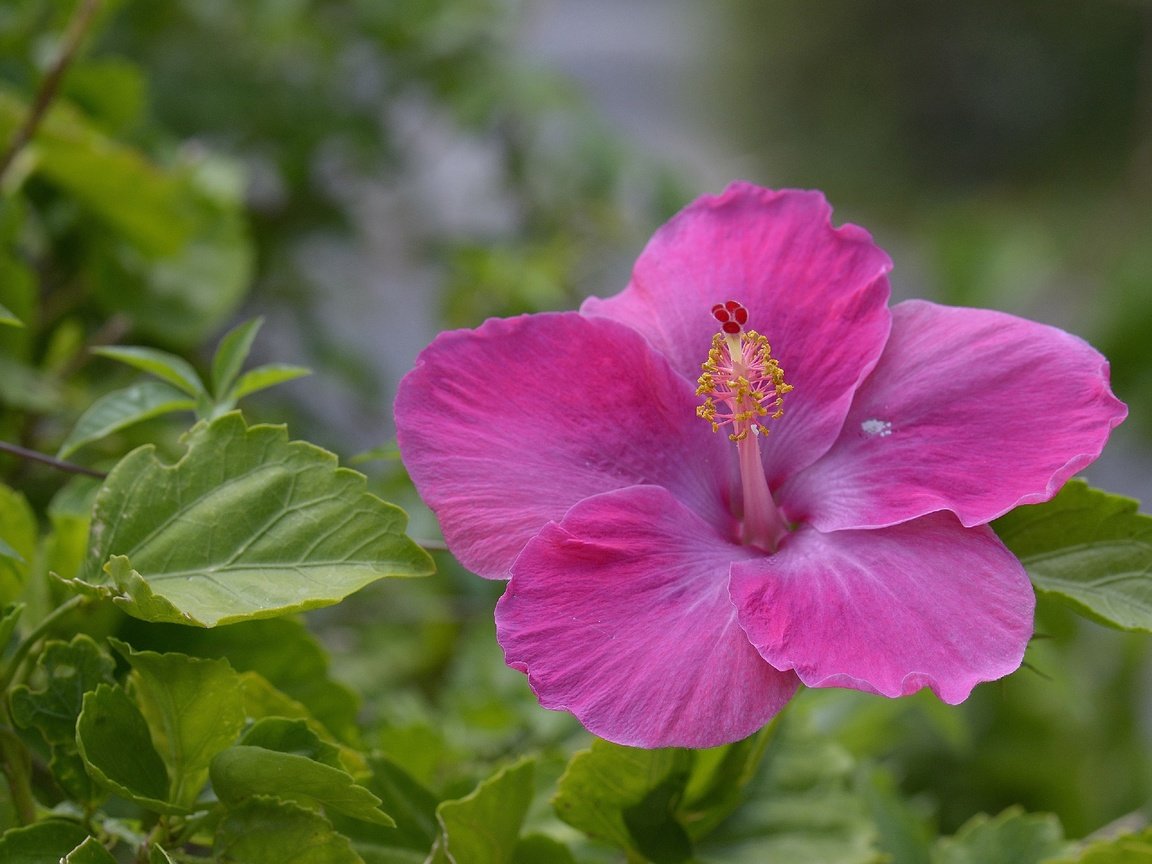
<box><xmin>711</xmin><ymin>300</ymin><xmax>748</xmax><ymax>333</ymax></box>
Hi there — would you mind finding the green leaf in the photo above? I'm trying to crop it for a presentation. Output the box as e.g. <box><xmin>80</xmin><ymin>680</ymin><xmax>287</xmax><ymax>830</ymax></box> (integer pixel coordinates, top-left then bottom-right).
<box><xmin>90</xmin><ymin>346</ymin><xmax>204</xmax><ymax>396</ymax></box>
<box><xmin>429</xmin><ymin>759</ymin><xmax>535</xmax><ymax>864</ymax></box>
<box><xmin>0</xmin><ymin>483</ymin><xmax>36</xmax><ymax>605</ymax></box>
<box><xmin>0</xmin><ymin>301</ymin><xmax>22</xmax><ymax>327</ymax></box>
<box><xmin>0</xmin><ymin>603</ymin><xmax>23</xmax><ymax>651</ymax></box>
<box><xmin>0</xmin><ymin>538</ymin><xmax>22</xmax><ymax>563</ymax></box>
<box><xmin>75</xmin><ymin>683</ymin><xmax>177</xmax><ymax>814</ymax></box>
<box><xmin>680</xmin><ymin>724</ymin><xmax>777</xmax><ymax>841</ymax></box>
<box><xmin>512</xmin><ymin>835</ymin><xmax>578</xmax><ymax>864</ymax></box>
<box><xmin>931</xmin><ymin>808</ymin><xmax>1066</xmax><ymax>864</ymax></box>
<box><xmin>11</xmin><ymin>635</ymin><xmax>116</xmax><ymax>745</ymax></box>
<box><xmin>1046</xmin><ymin>826</ymin><xmax>1152</xmax><ymax>863</ymax></box>
<box><xmin>72</xmin><ymin>413</ymin><xmax>434</xmax><ymax>627</ymax></box>
<box><xmin>329</xmin><ymin>755</ymin><xmax>440</xmax><ymax>856</ymax></box>
<box><xmin>553</xmin><ymin>740</ymin><xmax>693</xmax><ymax>864</ymax></box>
<box><xmin>0</xmin><ymin>821</ymin><xmax>91</xmax><ymax>863</ymax></box>
<box><xmin>211</xmin><ymin>745</ymin><xmax>395</xmax><ymax>827</ymax></box>
<box><xmin>149</xmin><ymin>846</ymin><xmax>177</xmax><ymax>864</ymax></box>
<box><xmin>239</xmin><ymin>717</ymin><xmax>343</xmax><ymax>770</ymax></box>
<box><xmin>63</xmin><ymin>836</ymin><xmax>118</xmax><ymax>863</ymax></box>
<box><xmin>112</xmin><ymin>640</ymin><xmax>246</xmax><ymax>809</ymax></box>
<box><xmin>214</xmin><ymin>797</ymin><xmax>365</xmax><ymax>864</ymax></box>
<box><xmin>212</xmin><ymin>318</ymin><xmax>264</xmax><ymax>400</ymax></box>
<box><xmin>994</xmin><ymin>480</ymin><xmax>1152</xmax><ymax>632</ymax></box>
<box><xmin>56</xmin><ymin>381</ymin><xmax>197</xmax><ymax>458</ymax></box>
<box><xmin>228</xmin><ymin>363</ymin><xmax>312</xmax><ymax>403</ymax></box>
<box><xmin>119</xmin><ymin>617</ymin><xmax>362</xmax><ymax>745</ymax></box>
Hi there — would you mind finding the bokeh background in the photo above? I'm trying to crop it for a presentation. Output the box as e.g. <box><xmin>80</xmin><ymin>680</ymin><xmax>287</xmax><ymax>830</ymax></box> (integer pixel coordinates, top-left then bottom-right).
<box><xmin>3</xmin><ymin>0</ymin><xmax>1152</xmax><ymax>850</ymax></box>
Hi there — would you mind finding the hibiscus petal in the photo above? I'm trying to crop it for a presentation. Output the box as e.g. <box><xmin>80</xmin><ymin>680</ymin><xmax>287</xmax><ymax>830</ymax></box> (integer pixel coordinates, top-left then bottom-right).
<box><xmin>730</xmin><ymin>513</ymin><xmax>1035</xmax><ymax>703</ymax></box>
<box><xmin>779</xmin><ymin>299</ymin><xmax>1128</xmax><ymax>531</ymax></box>
<box><xmin>394</xmin><ymin>313</ymin><xmax>734</xmax><ymax>579</ymax></box>
<box><xmin>582</xmin><ymin>183</ymin><xmax>893</xmax><ymax>484</ymax></box>
<box><xmin>496</xmin><ymin>485</ymin><xmax>799</xmax><ymax>748</ymax></box>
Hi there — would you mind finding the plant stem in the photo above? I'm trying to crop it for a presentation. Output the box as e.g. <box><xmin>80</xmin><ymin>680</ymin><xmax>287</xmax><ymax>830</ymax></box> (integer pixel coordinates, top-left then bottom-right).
<box><xmin>0</xmin><ymin>0</ymin><xmax>104</xmax><ymax>186</ymax></box>
<box><xmin>0</xmin><ymin>441</ymin><xmax>106</xmax><ymax>479</ymax></box>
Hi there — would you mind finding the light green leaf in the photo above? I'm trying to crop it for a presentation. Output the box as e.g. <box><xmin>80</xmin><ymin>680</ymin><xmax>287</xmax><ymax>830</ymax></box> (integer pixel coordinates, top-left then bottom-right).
<box><xmin>214</xmin><ymin>797</ymin><xmax>365</xmax><ymax>864</ymax></box>
<box><xmin>0</xmin><ymin>301</ymin><xmax>22</xmax><ymax>327</ymax></box>
<box><xmin>210</xmin><ymin>745</ymin><xmax>394</xmax><ymax>827</ymax></box>
<box><xmin>112</xmin><ymin>640</ymin><xmax>246</xmax><ymax>809</ymax></box>
<box><xmin>228</xmin><ymin>363</ymin><xmax>312</xmax><ymax>403</ymax></box>
<box><xmin>212</xmin><ymin>317</ymin><xmax>264</xmax><ymax>399</ymax></box>
<box><xmin>553</xmin><ymin>741</ymin><xmax>693</xmax><ymax>864</ymax></box>
<box><xmin>994</xmin><ymin>480</ymin><xmax>1152</xmax><ymax>632</ymax></box>
<box><xmin>429</xmin><ymin>759</ymin><xmax>535</xmax><ymax>864</ymax></box>
<box><xmin>57</xmin><ymin>381</ymin><xmax>197</xmax><ymax>458</ymax></box>
<box><xmin>63</xmin><ymin>836</ymin><xmax>118</xmax><ymax>863</ymax></box>
<box><xmin>0</xmin><ymin>483</ymin><xmax>36</xmax><ymax>604</ymax></box>
<box><xmin>0</xmin><ymin>821</ymin><xmax>91</xmax><ymax>863</ymax></box>
<box><xmin>76</xmin><ymin>684</ymin><xmax>178</xmax><ymax>814</ymax></box>
<box><xmin>1045</xmin><ymin>826</ymin><xmax>1152</xmax><ymax>863</ymax></box>
<box><xmin>90</xmin><ymin>345</ymin><xmax>204</xmax><ymax>396</ymax></box>
<box><xmin>72</xmin><ymin>413</ymin><xmax>433</xmax><ymax>627</ymax></box>
<box><xmin>931</xmin><ymin>808</ymin><xmax>1066</xmax><ymax>864</ymax></box>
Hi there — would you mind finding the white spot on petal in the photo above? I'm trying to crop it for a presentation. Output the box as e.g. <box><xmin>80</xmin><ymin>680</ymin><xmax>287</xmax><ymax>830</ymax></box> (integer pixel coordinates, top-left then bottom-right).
<box><xmin>861</xmin><ymin>418</ymin><xmax>893</xmax><ymax>438</ymax></box>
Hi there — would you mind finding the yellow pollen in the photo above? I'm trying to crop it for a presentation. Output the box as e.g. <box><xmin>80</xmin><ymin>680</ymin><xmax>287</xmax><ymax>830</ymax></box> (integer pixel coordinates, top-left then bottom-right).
<box><xmin>696</xmin><ymin>329</ymin><xmax>792</xmax><ymax>441</ymax></box>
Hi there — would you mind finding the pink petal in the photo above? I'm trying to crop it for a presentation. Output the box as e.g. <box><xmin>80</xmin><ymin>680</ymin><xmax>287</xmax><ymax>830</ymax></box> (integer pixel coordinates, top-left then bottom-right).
<box><xmin>394</xmin><ymin>313</ymin><xmax>734</xmax><ymax>579</ymax></box>
<box><xmin>582</xmin><ymin>183</ymin><xmax>893</xmax><ymax>485</ymax></box>
<box><xmin>729</xmin><ymin>513</ymin><xmax>1035</xmax><ymax>703</ymax></box>
<box><xmin>496</xmin><ymin>486</ymin><xmax>799</xmax><ymax>748</ymax></box>
<box><xmin>779</xmin><ymin>300</ymin><xmax>1128</xmax><ymax>531</ymax></box>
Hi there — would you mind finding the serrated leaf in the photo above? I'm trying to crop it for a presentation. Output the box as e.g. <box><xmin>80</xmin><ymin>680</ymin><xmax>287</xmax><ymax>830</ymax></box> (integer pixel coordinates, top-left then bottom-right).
<box><xmin>211</xmin><ymin>745</ymin><xmax>394</xmax><ymax>827</ymax></box>
<box><xmin>57</xmin><ymin>381</ymin><xmax>197</xmax><ymax>458</ymax></box>
<box><xmin>76</xmin><ymin>683</ymin><xmax>178</xmax><ymax>814</ymax></box>
<box><xmin>63</xmin><ymin>836</ymin><xmax>118</xmax><ymax>863</ymax></box>
<box><xmin>429</xmin><ymin>759</ymin><xmax>535</xmax><ymax>864</ymax></box>
<box><xmin>0</xmin><ymin>821</ymin><xmax>91</xmax><ymax>863</ymax></box>
<box><xmin>228</xmin><ymin>363</ymin><xmax>312</xmax><ymax>403</ymax></box>
<box><xmin>72</xmin><ymin>413</ymin><xmax>434</xmax><ymax>627</ymax></box>
<box><xmin>214</xmin><ymin>797</ymin><xmax>365</xmax><ymax>864</ymax></box>
<box><xmin>90</xmin><ymin>346</ymin><xmax>204</xmax><ymax>396</ymax></box>
<box><xmin>994</xmin><ymin>480</ymin><xmax>1152</xmax><ymax>632</ymax></box>
<box><xmin>931</xmin><ymin>808</ymin><xmax>1066</xmax><ymax>864</ymax></box>
<box><xmin>553</xmin><ymin>741</ymin><xmax>693</xmax><ymax>864</ymax></box>
<box><xmin>112</xmin><ymin>640</ymin><xmax>246</xmax><ymax>809</ymax></box>
<box><xmin>11</xmin><ymin>634</ymin><xmax>116</xmax><ymax>745</ymax></box>
<box><xmin>0</xmin><ymin>301</ymin><xmax>22</xmax><ymax>327</ymax></box>
<box><xmin>212</xmin><ymin>317</ymin><xmax>263</xmax><ymax>399</ymax></box>
<box><xmin>119</xmin><ymin>617</ymin><xmax>362</xmax><ymax>745</ymax></box>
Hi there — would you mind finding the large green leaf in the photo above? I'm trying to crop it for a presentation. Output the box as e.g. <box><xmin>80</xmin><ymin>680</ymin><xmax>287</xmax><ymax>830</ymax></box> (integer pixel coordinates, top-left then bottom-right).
<box><xmin>1046</xmin><ymin>827</ymin><xmax>1152</xmax><ymax>863</ymax></box>
<box><xmin>994</xmin><ymin>481</ymin><xmax>1152</xmax><ymax>632</ymax></box>
<box><xmin>57</xmin><ymin>381</ymin><xmax>197</xmax><ymax>459</ymax></box>
<box><xmin>0</xmin><ymin>821</ymin><xmax>91</xmax><ymax>864</ymax></box>
<box><xmin>70</xmin><ymin>413</ymin><xmax>433</xmax><ymax>627</ymax></box>
<box><xmin>11</xmin><ymin>635</ymin><xmax>116</xmax><ymax>745</ymax></box>
<box><xmin>211</xmin><ymin>746</ymin><xmax>394</xmax><ymax>827</ymax></box>
<box><xmin>214</xmin><ymin>797</ymin><xmax>365</xmax><ymax>864</ymax></box>
<box><xmin>113</xmin><ymin>640</ymin><xmax>246</xmax><ymax>809</ymax></box>
<box><xmin>429</xmin><ymin>759</ymin><xmax>535</xmax><ymax>864</ymax></box>
<box><xmin>931</xmin><ymin>808</ymin><xmax>1066</xmax><ymax>864</ymax></box>
<box><xmin>553</xmin><ymin>740</ymin><xmax>693</xmax><ymax>864</ymax></box>
<box><xmin>75</xmin><ymin>684</ymin><xmax>177</xmax><ymax>814</ymax></box>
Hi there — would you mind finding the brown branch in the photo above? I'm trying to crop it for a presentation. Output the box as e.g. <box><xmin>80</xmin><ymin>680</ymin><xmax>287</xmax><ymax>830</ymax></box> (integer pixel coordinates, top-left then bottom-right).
<box><xmin>0</xmin><ymin>440</ymin><xmax>106</xmax><ymax>479</ymax></box>
<box><xmin>0</xmin><ymin>0</ymin><xmax>103</xmax><ymax>185</ymax></box>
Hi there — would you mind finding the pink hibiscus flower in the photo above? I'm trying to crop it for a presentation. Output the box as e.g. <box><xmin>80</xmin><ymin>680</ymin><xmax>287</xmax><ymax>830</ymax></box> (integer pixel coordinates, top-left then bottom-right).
<box><xmin>395</xmin><ymin>183</ymin><xmax>1126</xmax><ymax>748</ymax></box>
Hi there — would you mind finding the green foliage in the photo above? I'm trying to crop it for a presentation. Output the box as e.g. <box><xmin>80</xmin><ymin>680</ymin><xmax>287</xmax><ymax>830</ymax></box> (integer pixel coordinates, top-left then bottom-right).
<box><xmin>68</xmin><ymin>413</ymin><xmax>433</xmax><ymax>626</ymax></box>
<box><xmin>930</xmin><ymin>808</ymin><xmax>1066</xmax><ymax>864</ymax></box>
<box><xmin>428</xmin><ymin>758</ymin><xmax>535</xmax><ymax>864</ymax></box>
<box><xmin>995</xmin><ymin>481</ymin><xmax>1152</xmax><ymax>632</ymax></box>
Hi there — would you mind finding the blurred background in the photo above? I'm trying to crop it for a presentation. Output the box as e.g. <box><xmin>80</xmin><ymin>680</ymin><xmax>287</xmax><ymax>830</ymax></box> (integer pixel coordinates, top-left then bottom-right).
<box><xmin>3</xmin><ymin>0</ymin><xmax>1152</xmax><ymax>847</ymax></box>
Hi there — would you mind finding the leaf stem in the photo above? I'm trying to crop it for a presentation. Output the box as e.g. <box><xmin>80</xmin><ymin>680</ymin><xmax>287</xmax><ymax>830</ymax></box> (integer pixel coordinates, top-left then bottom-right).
<box><xmin>0</xmin><ymin>440</ymin><xmax>107</xmax><ymax>479</ymax></box>
<box><xmin>0</xmin><ymin>720</ymin><xmax>36</xmax><ymax>824</ymax></box>
<box><xmin>0</xmin><ymin>0</ymin><xmax>104</xmax><ymax>186</ymax></box>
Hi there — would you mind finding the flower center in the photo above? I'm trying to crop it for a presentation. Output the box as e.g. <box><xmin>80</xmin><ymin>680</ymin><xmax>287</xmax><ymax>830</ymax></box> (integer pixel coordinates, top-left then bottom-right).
<box><xmin>696</xmin><ymin>300</ymin><xmax>792</xmax><ymax>551</ymax></box>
